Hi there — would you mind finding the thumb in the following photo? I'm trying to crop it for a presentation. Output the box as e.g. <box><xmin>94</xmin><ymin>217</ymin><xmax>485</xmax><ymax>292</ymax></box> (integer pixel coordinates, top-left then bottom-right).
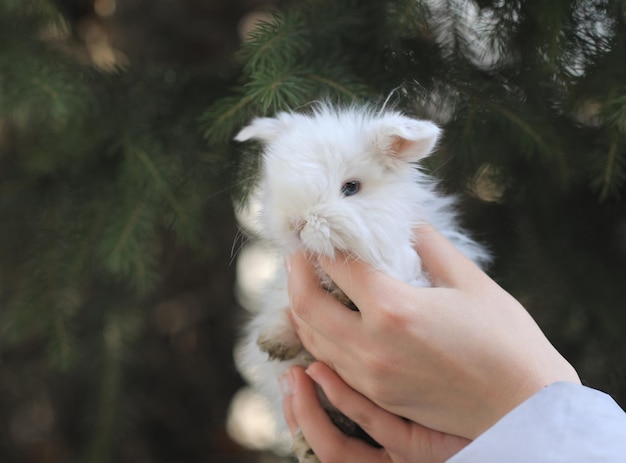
<box><xmin>414</xmin><ymin>224</ymin><xmax>485</xmax><ymax>289</ymax></box>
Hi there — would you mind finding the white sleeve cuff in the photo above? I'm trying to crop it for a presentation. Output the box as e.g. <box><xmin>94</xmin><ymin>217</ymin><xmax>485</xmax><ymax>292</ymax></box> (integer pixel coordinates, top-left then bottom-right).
<box><xmin>447</xmin><ymin>382</ymin><xmax>626</xmax><ymax>462</ymax></box>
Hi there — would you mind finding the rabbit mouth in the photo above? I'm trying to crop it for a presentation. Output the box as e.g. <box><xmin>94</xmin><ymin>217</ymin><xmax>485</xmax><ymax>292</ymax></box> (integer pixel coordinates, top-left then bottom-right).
<box><xmin>292</xmin><ymin>215</ymin><xmax>335</xmax><ymax>257</ymax></box>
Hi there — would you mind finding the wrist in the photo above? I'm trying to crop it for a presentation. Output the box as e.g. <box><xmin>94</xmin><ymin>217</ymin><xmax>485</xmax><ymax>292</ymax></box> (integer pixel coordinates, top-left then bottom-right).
<box><xmin>475</xmin><ymin>363</ymin><xmax>581</xmax><ymax>438</ymax></box>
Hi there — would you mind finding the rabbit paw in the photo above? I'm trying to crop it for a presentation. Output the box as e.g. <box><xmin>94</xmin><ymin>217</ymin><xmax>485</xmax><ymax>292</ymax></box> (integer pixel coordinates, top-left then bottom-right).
<box><xmin>257</xmin><ymin>334</ymin><xmax>303</xmax><ymax>361</ymax></box>
<box><xmin>292</xmin><ymin>430</ymin><xmax>320</xmax><ymax>463</ymax></box>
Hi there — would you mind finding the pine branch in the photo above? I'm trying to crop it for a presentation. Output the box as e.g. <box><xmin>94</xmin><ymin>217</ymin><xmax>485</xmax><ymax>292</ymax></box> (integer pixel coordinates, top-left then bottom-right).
<box><xmin>238</xmin><ymin>10</ymin><xmax>310</xmax><ymax>73</ymax></box>
<box><xmin>99</xmin><ymin>196</ymin><xmax>160</xmax><ymax>294</ymax></box>
<box><xmin>385</xmin><ymin>0</ymin><xmax>432</xmax><ymax>39</ymax></box>
<box><xmin>592</xmin><ymin>94</ymin><xmax>626</xmax><ymax>200</ymax></box>
<box><xmin>591</xmin><ymin>132</ymin><xmax>626</xmax><ymax>201</ymax></box>
<box><xmin>0</xmin><ymin>54</ymin><xmax>89</xmax><ymax>135</ymax></box>
<box><xmin>5</xmin><ymin>185</ymin><xmax>86</xmax><ymax>370</ymax></box>
<box><xmin>602</xmin><ymin>137</ymin><xmax>620</xmax><ymax>193</ymax></box>
<box><xmin>97</xmin><ymin>143</ymin><xmax>161</xmax><ymax>294</ymax></box>
<box><xmin>85</xmin><ymin>309</ymin><xmax>142</xmax><ymax>463</ymax></box>
<box><xmin>131</xmin><ymin>146</ymin><xmax>188</xmax><ymax>227</ymax></box>
<box><xmin>0</xmin><ymin>0</ymin><xmax>66</xmax><ymax>27</ymax></box>
<box><xmin>202</xmin><ymin>62</ymin><xmax>374</xmax><ymax>143</ymax></box>
<box><xmin>48</xmin><ymin>300</ymin><xmax>78</xmax><ymax>370</ymax></box>
<box><xmin>202</xmin><ymin>0</ymin><xmax>380</xmax><ymax>145</ymax></box>
<box><xmin>201</xmin><ymin>93</ymin><xmax>256</xmax><ymax>144</ymax></box>
<box><xmin>243</xmin><ymin>67</ymin><xmax>316</xmax><ymax>114</ymax></box>
<box><xmin>305</xmin><ymin>69</ymin><xmax>372</xmax><ymax>101</ymax></box>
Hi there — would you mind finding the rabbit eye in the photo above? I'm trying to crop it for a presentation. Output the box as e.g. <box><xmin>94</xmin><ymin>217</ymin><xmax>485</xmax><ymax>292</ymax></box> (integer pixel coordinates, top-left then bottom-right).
<box><xmin>341</xmin><ymin>180</ymin><xmax>361</xmax><ymax>197</ymax></box>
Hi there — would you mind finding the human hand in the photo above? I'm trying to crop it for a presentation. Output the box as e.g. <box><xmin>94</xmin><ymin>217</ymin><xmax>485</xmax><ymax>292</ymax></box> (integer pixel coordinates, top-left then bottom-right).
<box><xmin>281</xmin><ymin>362</ymin><xmax>470</xmax><ymax>463</ymax></box>
<box><xmin>287</xmin><ymin>224</ymin><xmax>581</xmax><ymax>439</ymax></box>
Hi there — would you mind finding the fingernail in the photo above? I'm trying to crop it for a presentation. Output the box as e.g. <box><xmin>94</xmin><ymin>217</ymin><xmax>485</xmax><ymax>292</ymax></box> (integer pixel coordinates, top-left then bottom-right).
<box><xmin>279</xmin><ymin>370</ymin><xmax>294</xmax><ymax>396</ymax></box>
<box><xmin>304</xmin><ymin>363</ymin><xmax>324</xmax><ymax>385</ymax></box>
<box><xmin>304</xmin><ymin>365</ymin><xmax>318</xmax><ymax>383</ymax></box>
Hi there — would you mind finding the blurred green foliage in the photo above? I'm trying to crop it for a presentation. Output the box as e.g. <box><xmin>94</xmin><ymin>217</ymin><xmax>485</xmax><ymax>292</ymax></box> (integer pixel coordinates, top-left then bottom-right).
<box><xmin>1</xmin><ymin>0</ymin><xmax>626</xmax><ymax>462</ymax></box>
<box><xmin>1</xmin><ymin>0</ymin><xmax>248</xmax><ymax>462</ymax></box>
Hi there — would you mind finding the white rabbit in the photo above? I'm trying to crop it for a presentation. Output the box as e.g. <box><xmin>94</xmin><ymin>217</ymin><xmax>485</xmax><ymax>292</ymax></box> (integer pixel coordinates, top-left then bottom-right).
<box><xmin>234</xmin><ymin>102</ymin><xmax>490</xmax><ymax>462</ymax></box>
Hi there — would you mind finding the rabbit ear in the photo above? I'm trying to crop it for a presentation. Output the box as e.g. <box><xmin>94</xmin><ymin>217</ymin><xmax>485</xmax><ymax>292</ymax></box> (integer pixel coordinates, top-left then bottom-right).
<box><xmin>372</xmin><ymin>116</ymin><xmax>441</xmax><ymax>162</ymax></box>
<box><xmin>234</xmin><ymin>112</ymin><xmax>293</xmax><ymax>144</ymax></box>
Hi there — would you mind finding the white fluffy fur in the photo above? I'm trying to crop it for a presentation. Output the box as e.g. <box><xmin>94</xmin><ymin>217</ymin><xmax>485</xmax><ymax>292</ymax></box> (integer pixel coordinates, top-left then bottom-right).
<box><xmin>235</xmin><ymin>103</ymin><xmax>490</xmax><ymax>460</ymax></box>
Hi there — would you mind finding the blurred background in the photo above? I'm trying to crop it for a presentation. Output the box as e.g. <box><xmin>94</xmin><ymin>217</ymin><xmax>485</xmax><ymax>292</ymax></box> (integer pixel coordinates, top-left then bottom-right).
<box><xmin>1</xmin><ymin>0</ymin><xmax>625</xmax><ymax>462</ymax></box>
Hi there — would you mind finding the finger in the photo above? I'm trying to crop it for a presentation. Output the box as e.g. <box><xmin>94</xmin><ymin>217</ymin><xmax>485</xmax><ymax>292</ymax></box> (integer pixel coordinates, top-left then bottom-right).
<box><xmin>287</xmin><ymin>250</ymin><xmax>361</xmax><ymax>342</ymax></box>
<box><xmin>305</xmin><ymin>362</ymin><xmax>413</xmax><ymax>455</ymax></box>
<box><xmin>316</xmin><ymin>253</ymin><xmax>405</xmax><ymax>317</ymax></box>
<box><xmin>289</xmin><ymin>366</ymin><xmax>390</xmax><ymax>463</ymax></box>
<box><xmin>280</xmin><ymin>372</ymin><xmax>298</xmax><ymax>436</ymax></box>
<box><xmin>413</xmin><ymin>223</ymin><xmax>485</xmax><ymax>290</ymax></box>
<box><xmin>307</xmin><ymin>363</ymin><xmax>473</xmax><ymax>461</ymax></box>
